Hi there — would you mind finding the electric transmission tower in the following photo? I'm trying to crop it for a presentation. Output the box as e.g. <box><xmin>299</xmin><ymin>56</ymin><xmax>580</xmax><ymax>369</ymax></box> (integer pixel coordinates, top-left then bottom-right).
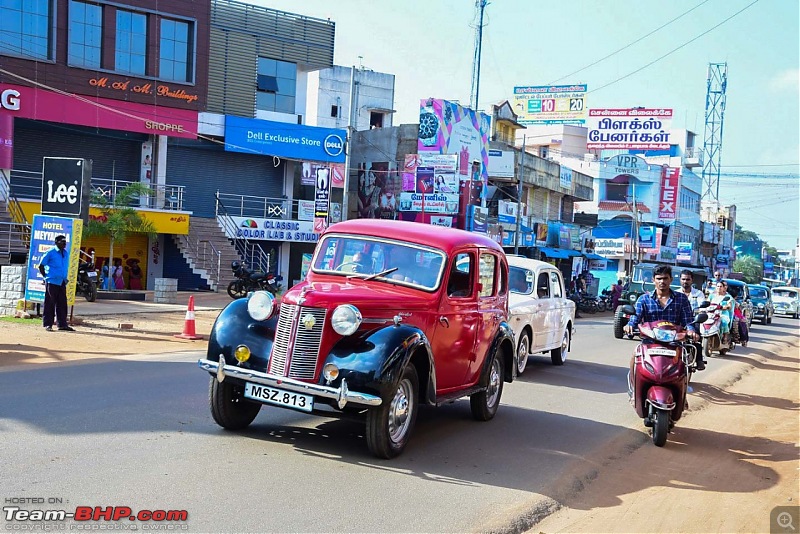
<box><xmin>701</xmin><ymin>62</ymin><xmax>728</xmax><ymax>203</ymax></box>
<box><xmin>469</xmin><ymin>0</ymin><xmax>488</xmax><ymax>111</ymax></box>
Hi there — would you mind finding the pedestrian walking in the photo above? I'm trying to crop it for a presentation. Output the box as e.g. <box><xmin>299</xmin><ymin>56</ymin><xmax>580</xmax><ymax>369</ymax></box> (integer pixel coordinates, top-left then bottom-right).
<box><xmin>112</xmin><ymin>258</ymin><xmax>126</xmax><ymax>290</ymax></box>
<box><xmin>37</xmin><ymin>235</ymin><xmax>75</xmax><ymax>332</ymax></box>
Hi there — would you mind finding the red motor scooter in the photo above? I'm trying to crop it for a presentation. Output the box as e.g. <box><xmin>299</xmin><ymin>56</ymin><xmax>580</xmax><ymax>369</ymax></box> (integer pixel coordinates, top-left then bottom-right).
<box><xmin>627</xmin><ymin>315</ymin><xmax>706</xmax><ymax>446</ymax></box>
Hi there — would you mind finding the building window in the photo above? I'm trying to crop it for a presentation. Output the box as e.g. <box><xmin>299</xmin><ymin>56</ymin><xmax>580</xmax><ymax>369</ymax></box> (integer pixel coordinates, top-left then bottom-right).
<box><xmin>159</xmin><ymin>18</ymin><xmax>191</xmax><ymax>82</ymax></box>
<box><xmin>256</xmin><ymin>57</ymin><xmax>296</xmax><ymax>114</ymax></box>
<box><xmin>0</xmin><ymin>0</ymin><xmax>52</xmax><ymax>60</ymax></box>
<box><xmin>370</xmin><ymin>111</ymin><xmax>384</xmax><ymax>128</ymax></box>
<box><xmin>115</xmin><ymin>9</ymin><xmax>146</xmax><ymax>75</ymax></box>
<box><xmin>330</xmin><ymin>104</ymin><xmax>339</xmax><ymax>118</ymax></box>
<box><xmin>68</xmin><ymin>1</ymin><xmax>102</xmax><ymax>69</ymax></box>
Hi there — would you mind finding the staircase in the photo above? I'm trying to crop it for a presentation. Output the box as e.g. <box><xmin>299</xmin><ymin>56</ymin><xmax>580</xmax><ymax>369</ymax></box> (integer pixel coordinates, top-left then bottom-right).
<box><xmin>173</xmin><ymin>216</ymin><xmax>242</xmax><ymax>291</ymax></box>
<box><xmin>0</xmin><ymin>200</ymin><xmax>30</xmax><ymax>266</ymax></box>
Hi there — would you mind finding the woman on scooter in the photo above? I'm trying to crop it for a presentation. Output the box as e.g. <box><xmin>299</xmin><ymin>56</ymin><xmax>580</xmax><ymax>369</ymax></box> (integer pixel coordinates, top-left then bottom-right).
<box><xmin>710</xmin><ymin>281</ymin><xmax>734</xmax><ymax>339</ymax></box>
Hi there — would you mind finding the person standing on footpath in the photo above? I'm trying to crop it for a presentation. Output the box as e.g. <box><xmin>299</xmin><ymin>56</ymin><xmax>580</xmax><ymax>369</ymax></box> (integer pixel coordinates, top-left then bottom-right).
<box><xmin>37</xmin><ymin>235</ymin><xmax>75</xmax><ymax>332</ymax></box>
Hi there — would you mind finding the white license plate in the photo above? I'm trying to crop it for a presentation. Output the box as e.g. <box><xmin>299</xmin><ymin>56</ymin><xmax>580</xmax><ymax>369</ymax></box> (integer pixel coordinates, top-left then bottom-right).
<box><xmin>648</xmin><ymin>348</ymin><xmax>677</xmax><ymax>356</ymax></box>
<box><xmin>244</xmin><ymin>382</ymin><xmax>313</xmax><ymax>412</ymax></box>
<box><xmin>87</xmin><ymin>272</ymin><xmax>97</xmax><ymax>278</ymax></box>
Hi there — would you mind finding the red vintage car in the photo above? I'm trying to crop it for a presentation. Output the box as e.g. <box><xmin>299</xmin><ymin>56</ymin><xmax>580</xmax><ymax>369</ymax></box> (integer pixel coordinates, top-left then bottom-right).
<box><xmin>199</xmin><ymin>219</ymin><xmax>517</xmax><ymax>458</ymax></box>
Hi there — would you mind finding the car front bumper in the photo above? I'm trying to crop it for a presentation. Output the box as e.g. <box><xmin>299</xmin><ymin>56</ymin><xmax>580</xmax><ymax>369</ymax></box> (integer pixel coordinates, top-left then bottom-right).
<box><xmin>198</xmin><ymin>356</ymin><xmax>382</xmax><ymax>409</ymax></box>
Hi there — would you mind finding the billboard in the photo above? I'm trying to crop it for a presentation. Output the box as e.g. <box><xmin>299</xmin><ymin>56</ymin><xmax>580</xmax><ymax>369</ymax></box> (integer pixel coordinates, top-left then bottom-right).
<box><xmin>512</xmin><ymin>85</ymin><xmax>588</xmax><ymax>125</ymax></box>
<box><xmin>487</xmin><ymin>150</ymin><xmax>515</xmax><ymax>178</ymax></box>
<box><xmin>597</xmin><ymin>154</ymin><xmax>662</xmax><ymax>222</ymax></box>
<box><xmin>418</xmin><ymin>98</ymin><xmax>490</xmax><ymax>183</ymax></box>
<box><xmin>587</xmin><ymin>108</ymin><xmax>673</xmax><ymax>149</ymax></box>
<box><xmin>658</xmin><ymin>167</ymin><xmax>680</xmax><ymax>219</ymax></box>
<box><xmin>677</xmin><ymin>242</ymin><xmax>693</xmax><ymax>262</ymax></box>
<box><xmin>25</xmin><ymin>215</ymin><xmax>83</xmax><ymax>304</ymax></box>
<box><xmin>225</xmin><ymin>115</ymin><xmax>346</xmax><ymax>163</ymax></box>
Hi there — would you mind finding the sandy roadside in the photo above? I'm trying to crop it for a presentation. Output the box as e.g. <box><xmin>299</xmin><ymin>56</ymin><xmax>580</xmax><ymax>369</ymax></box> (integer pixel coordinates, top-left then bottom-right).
<box><xmin>527</xmin><ymin>333</ymin><xmax>800</xmax><ymax>534</ymax></box>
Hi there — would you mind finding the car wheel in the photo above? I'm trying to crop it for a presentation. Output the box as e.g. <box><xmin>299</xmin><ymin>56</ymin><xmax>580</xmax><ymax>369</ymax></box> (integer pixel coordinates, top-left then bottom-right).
<box><xmin>613</xmin><ymin>309</ymin><xmax>626</xmax><ymax>339</ymax></box>
<box><xmin>470</xmin><ymin>354</ymin><xmax>504</xmax><ymax>421</ymax></box>
<box><xmin>516</xmin><ymin>331</ymin><xmax>530</xmax><ymax>375</ymax></box>
<box><xmin>762</xmin><ymin>315</ymin><xmax>768</xmax><ymax>325</ymax></box>
<box><xmin>767</xmin><ymin>314</ymin><xmax>772</xmax><ymax>324</ymax></box>
<box><xmin>366</xmin><ymin>365</ymin><xmax>419</xmax><ymax>459</ymax></box>
<box><xmin>551</xmin><ymin>328</ymin><xmax>570</xmax><ymax>365</ymax></box>
<box><xmin>209</xmin><ymin>377</ymin><xmax>260</xmax><ymax>430</ymax></box>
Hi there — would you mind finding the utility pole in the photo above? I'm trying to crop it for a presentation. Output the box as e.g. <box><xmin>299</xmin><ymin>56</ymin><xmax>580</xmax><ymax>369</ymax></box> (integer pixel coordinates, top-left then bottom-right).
<box><xmin>631</xmin><ymin>183</ymin><xmax>639</xmax><ymax>270</ymax></box>
<box><xmin>701</xmin><ymin>62</ymin><xmax>728</xmax><ymax>203</ymax></box>
<box><xmin>469</xmin><ymin>0</ymin><xmax>488</xmax><ymax>111</ymax></box>
<box><xmin>514</xmin><ymin>136</ymin><xmax>525</xmax><ymax>255</ymax></box>
<box><xmin>342</xmin><ymin>66</ymin><xmax>358</xmax><ymax>221</ymax></box>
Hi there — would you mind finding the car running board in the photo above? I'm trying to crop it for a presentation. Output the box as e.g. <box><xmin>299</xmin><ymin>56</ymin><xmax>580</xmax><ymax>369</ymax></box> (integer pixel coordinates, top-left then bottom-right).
<box><xmin>434</xmin><ymin>385</ymin><xmax>484</xmax><ymax>406</ymax></box>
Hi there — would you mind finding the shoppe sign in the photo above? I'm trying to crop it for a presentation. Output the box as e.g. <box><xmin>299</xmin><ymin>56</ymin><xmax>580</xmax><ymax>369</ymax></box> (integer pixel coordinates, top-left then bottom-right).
<box><xmin>224</xmin><ymin>116</ymin><xmax>346</xmax><ymax>163</ymax></box>
<box><xmin>222</xmin><ymin>216</ymin><xmax>319</xmax><ymax>243</ymax></box>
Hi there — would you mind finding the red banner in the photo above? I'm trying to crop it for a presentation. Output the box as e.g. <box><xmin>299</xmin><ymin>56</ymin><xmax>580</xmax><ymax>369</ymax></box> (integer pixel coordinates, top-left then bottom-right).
<box><xmin>658</xmin><ymin>167</ymin><xmax>680</xmax><ymax>219</ymax></box>
<box><xmin>0</xmin><ymin>83</ymin><xmax>197</xmax><ymax>139</ymax></box>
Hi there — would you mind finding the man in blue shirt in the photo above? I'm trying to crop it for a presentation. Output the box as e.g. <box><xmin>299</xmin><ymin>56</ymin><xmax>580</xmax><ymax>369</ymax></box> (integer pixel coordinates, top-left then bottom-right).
<box><xmin>624</xmin><ymin>263</ymin><xmax>698</xmax><ymax>346</ymax></box>
<box><xmin>37</xmin><ymin>235</ymin><xmax>75</xmax><ymax>332</ymax></box>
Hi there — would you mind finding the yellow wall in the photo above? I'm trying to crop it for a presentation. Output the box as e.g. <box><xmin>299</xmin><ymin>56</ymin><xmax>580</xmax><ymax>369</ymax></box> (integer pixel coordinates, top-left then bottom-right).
<box><xmin>18</xmin><ymin>201</ymin><xmax>190</xmax><ymax>234</ymax></box>
<box><xmin>83</xmin><ymin>234</ymin><xmax>149</xmax><ymax>290</ymax></box>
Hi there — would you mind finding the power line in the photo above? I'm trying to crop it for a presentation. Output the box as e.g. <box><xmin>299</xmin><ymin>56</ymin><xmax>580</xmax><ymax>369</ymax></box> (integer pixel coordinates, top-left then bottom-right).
<box><xmin>588</xmin><ymin>0</ymin><xmax>760</xmax><ymax>95</ymax></box>
<box><xmin>548</xmin><ymin>0</ymin><xmax>712</xmax><ymax>85</ymax></box>
<box><xmin>721</xmin><ymin>163</ymin><xmax>799</xmax><ymax>168</ymax></box>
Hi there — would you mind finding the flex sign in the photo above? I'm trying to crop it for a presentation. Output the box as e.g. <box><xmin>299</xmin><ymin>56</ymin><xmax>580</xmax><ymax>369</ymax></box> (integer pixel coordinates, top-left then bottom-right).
<box><xmin>659</xmin><ymin>167</ymin><xmax>680</xmax><ymax>219</ymax></box>
<box><xmin>224</xmin><ymin>115</ymin><xmax>346</xmax><ymax>163</ymax></box>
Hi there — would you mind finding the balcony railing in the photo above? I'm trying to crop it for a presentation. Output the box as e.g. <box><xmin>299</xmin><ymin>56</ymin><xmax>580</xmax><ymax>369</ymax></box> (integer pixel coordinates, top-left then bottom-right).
<box><xmin>216</xmin><ymin>191</ymin><xmax>313</xmax><ymax>221</ymax></box>
<box><xmin>8</xmin><ymin>170</ymin><xmax>186</xmax><ymax>211</ymax></box>
<box><xmin>683</xmin><ymin>147</ymin><xmax>704</xmax><ymax>167</ymax></box>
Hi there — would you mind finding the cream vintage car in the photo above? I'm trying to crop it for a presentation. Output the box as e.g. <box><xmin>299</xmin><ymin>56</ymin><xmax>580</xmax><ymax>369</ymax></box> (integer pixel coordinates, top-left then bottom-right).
<box><xmin>507</xmin><ymin>256</ymin><xmax>576</xmax><ymax>374</ymax></box>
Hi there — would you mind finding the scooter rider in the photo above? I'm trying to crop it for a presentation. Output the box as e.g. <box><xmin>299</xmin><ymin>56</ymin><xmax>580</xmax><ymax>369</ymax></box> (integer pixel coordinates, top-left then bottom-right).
<box><xmin>678</xmin><ymin>269</ymin><xmax>707</xmax><ymax>370</ymax></box>
<box><xmin>624</xmin><ymin>263</ymin><xmax>699</xmax><ymax>348</ymax></box>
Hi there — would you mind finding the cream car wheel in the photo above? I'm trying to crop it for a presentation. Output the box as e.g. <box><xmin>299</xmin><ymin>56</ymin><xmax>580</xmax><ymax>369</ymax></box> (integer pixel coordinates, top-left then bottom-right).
<box><xmin>516</xmin><ymin>331</ymin><xmax>530</xmax><ymax>375</ymax></box>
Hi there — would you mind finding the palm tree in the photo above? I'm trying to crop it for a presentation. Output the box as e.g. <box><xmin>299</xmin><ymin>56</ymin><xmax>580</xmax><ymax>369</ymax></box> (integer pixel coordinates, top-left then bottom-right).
<box><xmin>83</xmin><ymin>182</ymin><xmax>156</xmax><ymax>289</ymax></box>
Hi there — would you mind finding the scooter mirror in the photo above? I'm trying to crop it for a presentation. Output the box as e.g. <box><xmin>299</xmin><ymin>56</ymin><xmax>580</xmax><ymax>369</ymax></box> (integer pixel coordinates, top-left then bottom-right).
<box><xmin>699</xmin><ymin>300</ymin><xmax>711</xmax><ymax>308</ymax></box>
<box><xmin>695</xmin><ymin>312</ymin><xmax>709</xmax><ymax>323</ymax></box>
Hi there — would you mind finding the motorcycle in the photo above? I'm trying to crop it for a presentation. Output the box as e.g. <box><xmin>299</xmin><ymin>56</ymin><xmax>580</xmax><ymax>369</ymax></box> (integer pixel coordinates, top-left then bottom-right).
<box><xmin>696</xmin><ymin>301</ymin><xmax>735</xmax><ymax>358</ymax></box>
<box><xmin>597</xmin><ymin>288</ymin><xmax>613</xmax><ymax>312</ymax></box>
<box><xmin>76</xmin><ymin>260</ymin><xmax>98</xmax><ymax>302</ymax></box>
<box><xmin>627</xmin><ymin>314</ymin><xmax>706</xmax><ymax>447</ymax></box>
<box><xmin>614</xmin><ymin>303</ymin><xmax>639</xmax><ymax>339</ymax></box>
<box><xmin>227</xmin><ymin>260</ymin><xmax>281</xmax><ymax>299</ymax></box>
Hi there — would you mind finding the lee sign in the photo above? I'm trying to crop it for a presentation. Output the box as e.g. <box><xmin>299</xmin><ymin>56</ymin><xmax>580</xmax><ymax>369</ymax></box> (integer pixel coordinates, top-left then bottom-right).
<box><xmin>658</xmin><ymin>167</ymin><xmax>680</xmax><ymax>219</ymax></box>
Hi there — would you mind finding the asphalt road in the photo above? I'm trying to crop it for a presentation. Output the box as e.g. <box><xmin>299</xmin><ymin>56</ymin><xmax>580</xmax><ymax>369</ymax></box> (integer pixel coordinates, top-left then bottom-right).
<box><xmin>1</xmin><ymin>314</ymin><xmax>796</xmax><ymax>533</ymax></box>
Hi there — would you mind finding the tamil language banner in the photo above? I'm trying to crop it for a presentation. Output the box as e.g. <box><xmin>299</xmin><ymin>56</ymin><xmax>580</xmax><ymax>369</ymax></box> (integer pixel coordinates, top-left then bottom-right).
<box><xmin>587</xmin><ymin>108</ymin><xmax>673</xmax><ymax>149</ymax></box>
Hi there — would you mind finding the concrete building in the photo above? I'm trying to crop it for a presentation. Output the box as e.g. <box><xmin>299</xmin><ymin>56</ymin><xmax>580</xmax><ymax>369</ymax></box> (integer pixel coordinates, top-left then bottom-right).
<box><xmin>306</xmin><ymin>65</ymin><xmax>395</xmax><ymax>131</ymax></box>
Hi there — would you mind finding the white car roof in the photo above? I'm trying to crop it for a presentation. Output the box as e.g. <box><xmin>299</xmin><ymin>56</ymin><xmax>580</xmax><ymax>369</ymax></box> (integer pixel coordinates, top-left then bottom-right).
<box><xmin>773</xmin><ymin>286</ymin><xmax>799</xmax><ymax>293</ymax></box>
<box><xmin>507</xmin><ymin>255</ymin><xmax>558</xmax><ymax>272</ymax></box>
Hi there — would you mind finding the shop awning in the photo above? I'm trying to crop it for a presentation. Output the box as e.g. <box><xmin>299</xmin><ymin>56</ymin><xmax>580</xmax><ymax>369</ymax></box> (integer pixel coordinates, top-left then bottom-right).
<box><xmin>539</xmin><ymin>247</ymin><xmax>571</xmax><ymax>259</ymax></box>
<box><xmin>584</xmin><ymin>252</ymin><xmax>606</xmax><ymax>260</ymax></box>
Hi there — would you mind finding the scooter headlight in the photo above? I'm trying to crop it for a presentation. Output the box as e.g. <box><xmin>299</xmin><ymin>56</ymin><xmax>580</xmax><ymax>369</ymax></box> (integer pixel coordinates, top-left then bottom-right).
<box><xmin>653</xmin><ymin>328</ymin><xmax>677</xmax><ymax>343</ymax></box>
<box><xmin>331</xmin><ymin>304</ymin><xmax>362</xmax><ymax>336</ymax></box>
<box><xmin>247</xmin><ymin>291</ymin><xmax>276</xmax><ymax>321</ymax></box>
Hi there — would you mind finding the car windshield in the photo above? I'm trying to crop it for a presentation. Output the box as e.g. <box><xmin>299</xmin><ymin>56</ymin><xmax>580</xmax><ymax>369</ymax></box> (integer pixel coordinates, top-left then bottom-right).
<box><xmin>311</xmin><ymin>234</ymin><xmax>446</xmax><ymax>290</ymax></box>
<box><xmin>509</xmin><ymin>266</ymin><xmax>534</xmax><ymax>294</ymax></box>
<box><xmin>632</xmin><ymin>266</ymin><xmax>654</xmax><ymax>283</ymax></box>
<box><xmin>749</xmin><ymin>287</ymin><xmax>768</xmax><ymax>299</ymax></box>
<box><xmin>773</xmin><ymin>289</ymin><xmax>797</xmax><ymax>299</ymax></box>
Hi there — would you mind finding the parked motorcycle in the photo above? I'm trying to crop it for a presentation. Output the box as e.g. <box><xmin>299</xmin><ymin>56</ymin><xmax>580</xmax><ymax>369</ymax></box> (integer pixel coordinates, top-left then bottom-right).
<box><xmin>597</xmin><ymin>288</ymin><xmax>613</xmax><ymax>312</ymax></box>
<box><xmin>76</xmin><ymin>260</ymin><xmax>98</xmax><ymax>302</ymax></box>
<box><xmin>696</xmin><ymin>301</ymin><xmax>735</xmax><ymax>358</ymax></box>
<box><xmin>627</xmin><ymin>314</ymin><xmax>706</xmax><ymax>446</ymax></box>
<box><xmin>227</xmin><ymin>260</ymin><xmax>281</xmax><ymax>299</ymax></box>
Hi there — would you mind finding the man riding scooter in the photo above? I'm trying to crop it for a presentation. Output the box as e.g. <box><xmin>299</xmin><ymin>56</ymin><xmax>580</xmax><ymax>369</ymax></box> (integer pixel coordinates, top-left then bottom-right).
<box><xmin>677</xmin><ymin>269</ymin><xmax>707</xmax><ymax>370</ymax></box>
<box><xmin>624</xmin><ymin>264</ymin><xmax>700</xmax><ymax>350</ymax></box>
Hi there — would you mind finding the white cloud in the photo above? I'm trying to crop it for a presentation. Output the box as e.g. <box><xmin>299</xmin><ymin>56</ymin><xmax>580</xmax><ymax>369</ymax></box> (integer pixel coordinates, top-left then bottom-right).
<box><xmin>769</xmin><ymin>68</ymin><xmax>800</xmax><ymax>92</ymax></box>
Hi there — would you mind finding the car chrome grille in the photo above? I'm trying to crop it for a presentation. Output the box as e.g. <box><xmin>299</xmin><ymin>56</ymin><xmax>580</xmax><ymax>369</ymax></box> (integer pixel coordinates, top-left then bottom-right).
<box><xmin>268</xmin><ymin>304</ymin><xmax>326</xmax><ymax>380</ymax></box>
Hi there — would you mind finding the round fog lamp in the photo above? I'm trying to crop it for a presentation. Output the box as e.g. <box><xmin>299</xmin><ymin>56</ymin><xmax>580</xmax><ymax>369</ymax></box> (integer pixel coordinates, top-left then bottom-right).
<box><xmin>234</xmin><ymin>345</ymin><xmax>251</xmax><ymax>362</ymax></box>
<box><xmin>323</xmin><ymin>363</ymin><xmax>340</xmax><ymax>383</ymax></box>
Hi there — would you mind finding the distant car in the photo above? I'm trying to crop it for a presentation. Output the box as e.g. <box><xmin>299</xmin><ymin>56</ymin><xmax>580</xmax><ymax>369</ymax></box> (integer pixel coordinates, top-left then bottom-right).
<box><xmin>507</xmin><ymin>256</ymin><xmax>576</xmax><ymax>374</ymax></box>
<box><xmin>747</xmin><ymin>284</ymin><xmax>774</xmax><ymax>325</ymax></box>
<box><xmin>722</xmin><ymin>279</ymin><xmax>754</xmax><ymax>327</ymax></box>
<box><xmin>772</xmin><ymin>286</ymin><xmax>800</xmax><ymax>318</ymax></box>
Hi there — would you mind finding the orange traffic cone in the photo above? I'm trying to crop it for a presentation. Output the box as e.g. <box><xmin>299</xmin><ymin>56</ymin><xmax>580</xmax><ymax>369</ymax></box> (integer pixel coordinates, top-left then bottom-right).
<box><xmin>174</xmin><ymin>295</ymin><xmax>203</xmax><ymax>340</ymax></box>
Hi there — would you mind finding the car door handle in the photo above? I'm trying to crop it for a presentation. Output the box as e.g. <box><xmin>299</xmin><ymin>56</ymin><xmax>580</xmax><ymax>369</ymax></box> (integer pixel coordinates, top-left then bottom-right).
<box><xmin>439</xmin><ymin>316</ymin><xmax>449</xmax><ymax>327</ymax></box>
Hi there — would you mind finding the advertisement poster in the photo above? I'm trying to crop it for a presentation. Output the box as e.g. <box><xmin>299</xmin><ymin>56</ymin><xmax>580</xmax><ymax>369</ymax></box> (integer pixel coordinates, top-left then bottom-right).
<box><xmin>225</xmin><ymin>216</ymin><xmax>319</xmax><ymax>243</ymax></box>
<box><xmin>300</xmin><ymin>253</ymin><xmax>313</xmax><ymax>280</ymax></box>
<box><xmin>512</xmin><ymin>84</ymin><xmax>588</xmax><ymax>125</ymax></box>
<box><xmin>417</xmin><ymin>98</ymin><xmax>490</xmax><ymax>183</ymax></box>
<box><xmin>330</xmin><ymin>163</ymin><xmax>345</xmax><ymax>189</ymax></box>
<box><xmin>638</xmin><ymin>226</ymin><xmax>656</xmax><ymax>249</ymax></box>
<box><xmin>587</xmin><ymin>108</ymin><xmax>673</xmax><ymax>149</ymax></box>
<box><xmin>225</xmin><ymin>115</ymin><xmax>346</xmax><ymax>163</ymax></box>
<box><xmin>560</xmin><ymin>167</ymin><xmax>573</xmax><ymax>190</ymax></box>
<box><xmin>357</xmin><ymin>162</ymin><xmax>400</xmax><ymax>220</ymax></box>
<box><xmin>487</xmin><ymin>149</ymin><xmax>515</xmax><ymax>178</ymax></box>
<box><xmin>658</xmin><ymin>167</ymin><xmax>680</xmax><ymax>219</ymax></box>
<box><xmin>415</xmin><ymin>166</ymin><xmax>435</xmax><ymax>194</ymax></box>
<box><xmin>298</xmin><ymin>200</ymin><xmax>315</xmax><ymax>221</ymax></box>
<box><xmin>470</xmin><ymin>205</ymin><xmax>488</xmax><ymax>233</ymax></box>
<box><xmin>25</xmin><ymin>215</ymin><xmax>83</xmax><ymax>304</ymax></box>
<box><xmin>677</xmin><ymin>241</ymin><xmax>693</xmax><ymax>262</ymax></box>
<box><xmin>314</xmin><ymin>166</ymin><xmax>330</xmax><ymax>233</ymax></box>
<box><xmin>301</xmin><ymin>162</ymin><xmax>316</xmax><ymax>186</ymax></box>
<box><xmin>398</xmin><ymin>192</ymin><xmax>459</xmax><ymax>214</ymax></box>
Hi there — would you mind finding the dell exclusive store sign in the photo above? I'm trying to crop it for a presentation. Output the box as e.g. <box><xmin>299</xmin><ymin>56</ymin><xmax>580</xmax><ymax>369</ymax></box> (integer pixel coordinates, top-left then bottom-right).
<box><xmin>224</xmin><ymin>116</ymin><xmax>346</xmax><ymax>163</ymax></box>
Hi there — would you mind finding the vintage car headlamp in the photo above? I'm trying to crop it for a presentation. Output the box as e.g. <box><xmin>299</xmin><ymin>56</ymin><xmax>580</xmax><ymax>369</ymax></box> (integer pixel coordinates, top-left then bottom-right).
<box><xmin>757</xmin><ymin>303</ymin><xmax>765</xmax><ymax>309</ymax></box>
<box><xmin>629</xmin><ymin>294</ymin><xmax>638</xmax><ymax>302</ymax></box>
<box><xmin>247</xmin><ymin>291</ymin><xmax>276</xmax><ymax>321</ymax></box>
<box><xmin>234</xmin><ymin>345</ymin><xmax>251</xmax><ymax>363</ymax></box>
<box><xmin>331</xmin><ymin>304</ymin><xmax>362</xmax><ymax>336</ymax></box>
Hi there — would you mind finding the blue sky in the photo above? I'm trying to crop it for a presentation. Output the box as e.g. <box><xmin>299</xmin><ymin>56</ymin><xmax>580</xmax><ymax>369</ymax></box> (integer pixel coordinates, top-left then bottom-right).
<box><xmin>256</xmin><ymin>0</ymin><xmax>799</xmax><ymax>250</ymax></box>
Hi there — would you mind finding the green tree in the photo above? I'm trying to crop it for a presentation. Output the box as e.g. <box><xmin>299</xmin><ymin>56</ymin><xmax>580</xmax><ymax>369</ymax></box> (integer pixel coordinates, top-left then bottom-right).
<box><xmin>733</xmin><ymin>255</ymin><xmax>763</xmax><ymax>284</ymax></box>
<box><xmin>734</xmin><ymin>224</ymin><xmax>760</xmax><ymax>243</ymax></box>
<box><xmin>83</xmin><ymin>182</ymin><xmax>156</xmax><ymax>289</ymax></box>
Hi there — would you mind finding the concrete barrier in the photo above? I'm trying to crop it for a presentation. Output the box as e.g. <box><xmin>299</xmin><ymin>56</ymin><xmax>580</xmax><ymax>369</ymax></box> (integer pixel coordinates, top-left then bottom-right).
<box><xmin>0</xmin><ymin>265</ymin><xmax>26</xmax><ymax>316</ymax></box>
<box><xmin>153</xmin><ymin>278</ymin><xmax>178</xmax><ymax>304</ymax></box>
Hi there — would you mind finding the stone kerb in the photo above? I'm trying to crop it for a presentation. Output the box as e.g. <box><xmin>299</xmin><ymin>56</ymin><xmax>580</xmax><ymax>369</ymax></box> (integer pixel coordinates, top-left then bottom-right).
<box><xmin>153</xmin><ymin>278</ymin><xmax>178</xmax><ymax>304</ymax></box>
<box><xmin>0</xmin><ymin>265</ymin><xmax>26</xmax><ymax>316</ymax></box>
